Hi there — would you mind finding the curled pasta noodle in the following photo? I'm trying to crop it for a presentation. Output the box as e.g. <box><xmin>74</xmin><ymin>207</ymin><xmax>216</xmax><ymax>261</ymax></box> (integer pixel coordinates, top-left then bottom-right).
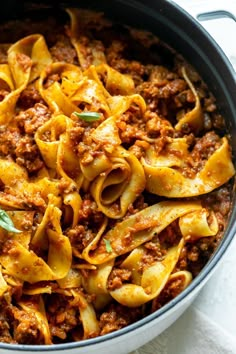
<box><xmin>82</xmin><ymin>217</ymin><xmax>108</xmax><ymax>260</ymax></box>
<box><xmin>0</xmin><ymin>199</ymin><xmax>72</xmax><ymax>283</ymax></box>
<box><xmin>82</xmin><ymin>260</ymin><xmax>114</xmax><ymax>309</ymax></box>
<box><xmin>95</xmin><ymin>63</ymin><xmax>135</xmax><ymax>96</ymax></box>
<box><xmin>83</xmin><ymin>201</ymin><xmax>202</xmax><ymax>264</ymax></box>
<box><xmin>0</xmin><ymin>62</ymin><xmax>27</xmax><ymax>125</ymax></box>
<box><xmin>90</xmin><ymin>117</ymin><xmax>121</xmax><ymax>150</ymax></box>
<box><xmin>39</xmin><ymin>62</ymin><xmax>111</xmax><ymax>116</ymax></box>
<box><xmin>23</xmin><ymin>285</ymin><xmax>52</xmax><ymax>295</ymax></box>
<box><xmin>8</xmin><ymin>34</ymin><xmax>52</xmax><ymax>84</ymax></box>
<box><xmin>38</xmin><ymin>62</ymin><xmax>83</xmax><ymax>115</ymax></box>
<box><xmin>0</xmin><ymin>35</ymin><xmax>51</xmax><ymax>125</ymax></box>
<box><xmin>107</xmin><ymin>93</ymin><xmax>146</xmax><ymax>117</ymax></box>
<box><xmin>18</xmin><ymin>296</ymin><xmax>52</xmax><ymax>344</ymax></box>
<box><xmin>66</xmin><ymin>8</ymin><xmax>107</xmax><ymax>70</ymax></box>
<box><xmin>142</xmin><ymin>137</ymin><xmax>235</xmax><ymax>197</ymax></box>
<box><xmin>0</xmin><ymin>158</ymin><xmax>61</xmax><ymax>210</ymax></box>
<box><xmin>90</xmin><ymin>147</ymin><xmax>146</xmax><ymax>219</ymax></box>
<box><xmin>175</xmin><ymin>67</ymin><xmax>204</xmax><ymax>133</ymax></box>
<box><xmin>57</xmin><ymin>268</ymin><xmax>82</xmax><ymax>289</ymax></box>
<box><xmin>168</xmin><ymin>271</ymin><xmax>193</xmax><ymax>290</ymax></box>
<box><xmin>71</xmin><ymin>289</ymin><xmax>100</xmax><ymax>338</ymax></box>
<box><xmin>2</xmin><ymin>211</ymin><xmax>35</xmax><ymax>248</ymax></box>
<box><xmin>179</xmin><ymin>208</ymin><xmax>218</xmax><ymax>241</ymax></box>
<box><xmin>110</xmin><ymin>239</ymin><xmax>184</xmax><ymax>307</ymax></box>
<box><xmin>0</xmin><ymin>265</ymin><xmax>8</xmax><ymax>297</ymax></box>
<box><xmin>35</xmin><ymin>114</ymin><xmax>82</xmax><ymax>183</ymax></box>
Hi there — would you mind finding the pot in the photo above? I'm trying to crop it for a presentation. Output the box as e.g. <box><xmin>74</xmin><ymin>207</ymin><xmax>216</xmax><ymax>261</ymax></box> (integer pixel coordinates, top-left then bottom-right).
<box><xmin>0</xmin><ymin>1</ymin><xmax>235</xmax><ymax>353</ymax></box>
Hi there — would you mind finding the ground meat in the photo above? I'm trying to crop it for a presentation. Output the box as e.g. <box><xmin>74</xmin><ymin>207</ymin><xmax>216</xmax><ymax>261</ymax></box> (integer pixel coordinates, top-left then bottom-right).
<box><xmin>0</xmin><ymin>303</ymin><xmax>14</xmax><ymax>344</ymax></box>
<box><xmin>159</xmin><ymin>220</ymin><xmax>182</xmax><ymax>248</ymax></box>
<box><xmin>67</xmin><ymin>225</ymin><xmax>95</xmax><ymax>254</ymax></box>
<box><xmin>0</xmin><ymin>45</ymin><xmax>8</xmax><ymax>64</ymax></box>
<box><xmin>18</xmin><ymin>85</ymin><xmax>45</xmax><ymax>109</ymax></box>
<box><xmin>107</xmin><ymin>268</ymin><xmax>132</xmax><ymax>290</ymax></box>
<box><xmin>136</xmin><ymin>76</ymin><xmax>188</xmax><ymax>117</ymax></box>
<box><xmin>10</xmin><ymin>306</ymin><xmax>43</xmax><ymax>345</ymax></box>
<box><xmin>144</xmin><ymin>110</ymin><xmax>174</xmax><ymax>138</ymax></box>
<box><xmin>15</xmin><ymin>103</ymin><xmax>51</xmax><ymax>135</ymax></box>
<box><xmin>106</xmin><ymin>41</ymin><xmax>147</xmax><ymax>85</ymax></box>
<box><xmin>15</xmin><ymin>136</ymin><xmax>44</xmax><ymax>173</ymax></box>
<box><xmin>191</xmin><ymin>131</ymin><xmax>221</xmax><ymax>163</ymax></box>
<box><xmin>0</xmin><ymin>126</ymin><xmax>21</xmax><ymax>156</ymax></box>
<box><xmin>99</xmin><ymin>304</ymin><xmax>142</xmax><ymax>335</ymax></box>
<box><xmin>0</xmin><ymin>89</ymin><xmax>10</xmax><ymax>102</ymax></box>
<box><xmin>151</xmin><ymin>277</ymin><xmax>184</xmax><ymax>312</ymax></box>
<box><xmin>16</xmin><ymin>53</ymin><xmax>32</xmax><ymax>72</ymax></box>
<box><xmin>1</xmin><ymin>120</ymin><xmax>47</xmax><ymax>175</ymax></box>
<box><xmin>50</xmin><ymin>35</ymin><xmax>78</xmax><ymax>64</ymax></box>
<box><xmin>45</xmin><ymin>293</ymin><xmax>80</xmax><ymax>341</ymax></box>
<box><xmin>204</xmin><ymin>186</ymin><xmax>232</xmax><ymax>216</ymax></box>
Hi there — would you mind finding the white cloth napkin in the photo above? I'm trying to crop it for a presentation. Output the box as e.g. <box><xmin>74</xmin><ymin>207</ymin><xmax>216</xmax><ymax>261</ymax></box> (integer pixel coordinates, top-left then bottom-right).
<box><xmin>130</xmin><ymin>306</ymin><xmax>236</xmax><ymax>354</ymax></box>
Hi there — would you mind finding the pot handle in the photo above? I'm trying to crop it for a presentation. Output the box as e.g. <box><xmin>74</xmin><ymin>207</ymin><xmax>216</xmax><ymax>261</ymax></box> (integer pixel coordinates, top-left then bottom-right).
<box><xmin>173</xmin><ymin>0</ymin><xmax>236</xmax><ymax>20</ymax></box>
<box><xmin>172</xmin><ymin>0</ymin><xmax>236</xmax><ymax>71</ymax></box>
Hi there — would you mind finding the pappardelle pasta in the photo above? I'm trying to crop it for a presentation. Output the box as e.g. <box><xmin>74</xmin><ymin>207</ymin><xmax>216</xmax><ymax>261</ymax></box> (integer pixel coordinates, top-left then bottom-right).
<box><xmin>0</xmin><ymin>8</ymin><xmax>234</xmax><ymax>345</ymax></box>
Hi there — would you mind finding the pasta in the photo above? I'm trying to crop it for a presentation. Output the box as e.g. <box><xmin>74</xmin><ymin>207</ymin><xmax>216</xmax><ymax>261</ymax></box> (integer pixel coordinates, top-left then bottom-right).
<box><xmin>0</xmin><ymin>7</ymin><xmax>234</xmax><ymax>345</ymax></box>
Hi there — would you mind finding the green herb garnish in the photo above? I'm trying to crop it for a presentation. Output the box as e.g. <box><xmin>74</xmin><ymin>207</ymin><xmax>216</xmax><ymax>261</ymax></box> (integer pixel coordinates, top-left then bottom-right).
<box><xmin>104</xmin><ymin>239</ymin><xmax>113</xmax><ymax>253</ymax></box>
<box><xmin>73</xmin><ymin>111</ymin><xmax>101</xmax><ymax>122</ymax></box>
<box><xmin>0</xmin><ymin>209</ymin><xmax>21</xmax><ymax>233</ymax></box>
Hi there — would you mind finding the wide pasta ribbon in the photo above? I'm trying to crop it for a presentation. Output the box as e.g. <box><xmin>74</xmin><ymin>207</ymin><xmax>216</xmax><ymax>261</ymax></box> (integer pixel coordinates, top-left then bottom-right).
<box><xmin>0</xmin><ymin>34</ymin><xmax>52</xmax><ymax>125</ymax></box>
<box><xmin>70</xmin><ymin>289</ymin><xmax>100</xmax><ymax>339</ymax></box>
<box><xmin>142</xmin><ymin>137</ymin><xmax>235</xmax><ymax>197</ymax></box>
<box><xmin>110</xmin><ymin>239</ymin><xmax>184</xmax><ymax>307</ymax></box>
<box><xmin>0</xmin><ymin>210</ymin><xmax>35</xmax><ymax>296</ymax></box>
<box><xmin>84</xmin><ymin>65</ymin><xmax>143</xmax><ymax>111</ymax></box>
<box><xmin>8</xmin><ymin>34</ymin><xmax>52</xmax><ymax>84</ymax></box>
<box><xmin>0</xmin><ymin>211</ymin><xmax>35</xmax><ymax>248</ymax></box>
<box><xmin>84</xmin><ymin>94</ymin><xmax>146</xmax><ymax>155</ymax></box>
<box><xmin>35</xmin><ymin>114</ymin><xmax>79</xmax><ymax>176</ymax></box>
<box><xmin>0</xmin><ymin>199</ymin><xmax>72</xmax><ymax>283</ymax></box>
<box><xmin>143</xmin><ymin>137</ymin><xmax>188</xmax><ymax>168</ymax></box>
<box><xmin>92</xmin><ymin>63</ymin><xmax>135</xmax><ymax>96</ymax></box>
<box><xmin>0</xmin><ymin>265</ymin><xmax>8</xmax><ymax>297</ymax></box>
<box><xmin>179</xmin><ymin>208</ymin><xmax>218</xmax><ymax>241</ymax></box>
<box><xmin>82</xmin><ymin>260</ymin><xmax>114</xmax><ymax>309</ymax></box>
<box><xmin>167</xmin><ymin>270</ymin><xmax>193</xmax><ymax>292</ymax></box>
<box><xmin>175</xmin><ymin>67</ymin><xmax>204</xmax><ymax>133</ymax></box>
<box><xmin>35</xmin><ymin>114</ymin><xmax>83</xmax><ymax>226</ymax></box>
<box><xmin>0</xmin><ymin>61</ymin><xmax>29</xmax><ymax>125</ymax></box>
<box><xmin>108</xmin><ymin>205</ymin><xmax>217</xmax><ymax>307</ymax></box>
<box><xmin>18</xmin><ymin>296</ymin><xmax>52</xmax><ymax>344</ymax></box>
<box><xmin>0</xmin><ymin>158</ymin><xmax>61</xmax><ymax>210</ymax></box>
<box><xmin>90</xmin><ymin>146</ymin><xmax>146</xmax><ymax>219</ymax></box>
<box><xmin>38</xmin><ymin>62</ymin><xmax>110</xmax><ymax>116</ymax></box>
<box><xmin>66</xmin><ymin>8</ymin><xmax>107</xmax><ymax>70</ymax></box>
<box><xmin>82</xmin><ymin>201</ymin><xmax>202</xmax><ymax>264</ymax></box>
<box><xmin>38</xmin><ymin>62</ymin><xmax>82</xmax><ymax>116</ymax></box>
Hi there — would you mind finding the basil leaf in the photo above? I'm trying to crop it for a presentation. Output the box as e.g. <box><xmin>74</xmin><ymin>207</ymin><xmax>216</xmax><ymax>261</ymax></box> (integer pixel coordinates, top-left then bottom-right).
<box><xmin>104</xmin><ymin>239</ymin><xmax>113</xmax><ymax>253</ymax></box>
<box><xmin>73</xmin><ymin>111</ymin><xmax>101</xmax><ymax>122</ymax></box>
<box><xmin>0</xmin><ymin>209</ymin><xmax>21</xmax><ymax>233</ymax></box>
